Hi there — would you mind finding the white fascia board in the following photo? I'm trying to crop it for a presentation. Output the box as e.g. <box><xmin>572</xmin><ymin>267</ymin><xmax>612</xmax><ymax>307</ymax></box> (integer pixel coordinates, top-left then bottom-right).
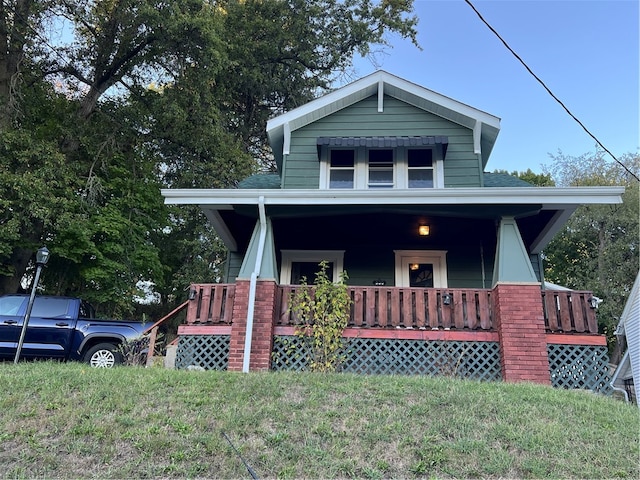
<box><xmin>161</xmin><ymin>186</ymin><xmax>624</xmax><ymax>207</ymax></box>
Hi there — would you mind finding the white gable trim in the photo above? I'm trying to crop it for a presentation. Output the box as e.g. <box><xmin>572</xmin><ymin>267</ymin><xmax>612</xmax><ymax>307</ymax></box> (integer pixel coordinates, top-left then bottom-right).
<box><xmin>283</xmin><ymin>122</ymin><xmax>291</xmax><ymax>155</ymax></box>
<box><xmin>473</xmin><ymin>120</ymin><xmax>482</xmax><ymax>155</ymax></box>
<box><xmin>266</xmin><ymin>71</ymin><xmax>500</xmax><ymax>150</ymax></box>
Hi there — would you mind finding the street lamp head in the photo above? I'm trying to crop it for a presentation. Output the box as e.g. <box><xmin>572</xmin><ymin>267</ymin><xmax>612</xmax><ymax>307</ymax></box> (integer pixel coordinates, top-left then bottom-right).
<box><xmin>36</xmin><ymin>246</ymin><xmax>50</xmax><ymax>266</ymax></box>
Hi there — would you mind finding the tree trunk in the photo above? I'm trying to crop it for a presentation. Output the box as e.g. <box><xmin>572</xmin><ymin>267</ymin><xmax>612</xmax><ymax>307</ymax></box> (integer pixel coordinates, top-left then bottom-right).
<box><xmin>0</xmin><ymin>0</ymin><xmax>36</xmax><ymax>127</ymax></box>
<box><xmin>0</xmin><ymin>247</ymin><xmax>32</xmax><ymax>294</ymax></box>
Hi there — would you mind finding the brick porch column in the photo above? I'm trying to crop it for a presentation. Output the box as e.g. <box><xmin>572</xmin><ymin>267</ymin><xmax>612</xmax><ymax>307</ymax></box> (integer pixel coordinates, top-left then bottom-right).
<box><xmin>493</xmin><ymin>284</ymin><xmax>551</xmax><ymax>384</ymax></box>
<box><xmin>227</xmin><ymin>279</ymin><xmax>277</xmax><ymax>372</ymax></box>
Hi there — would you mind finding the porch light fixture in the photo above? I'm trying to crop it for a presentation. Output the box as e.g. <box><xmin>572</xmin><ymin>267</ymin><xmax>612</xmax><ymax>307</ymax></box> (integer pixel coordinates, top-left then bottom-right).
<box><xmin>14</xmin><ymin>246</ymin><xmax>50</xmax><ymax>364</ymax></box>
<box><xmin>587</xmin><ymin>296</ymin><xmax>602</xmax><ymax>309</ymax></box>
<box><xmin>442</xmin><ymin>293</ymin><xmax>452</xmax><ymax>306</ymax></box>
<box><xmin>410</xmin><ymin>263</ymin><xmax>420</xmax><ymax>271</ymax></box>
<box><xmin>373</xmin><ymin>278</ymin><xmax>386</xmax><ymax>286</ymax></box>
<box><xmin>418</xmin><ymin>225</ymin><xmax>430</xmax><ymax>236</ymax></box>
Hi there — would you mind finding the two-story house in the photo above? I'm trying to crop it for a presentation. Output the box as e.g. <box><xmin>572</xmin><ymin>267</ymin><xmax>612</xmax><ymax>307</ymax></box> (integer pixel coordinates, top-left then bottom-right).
<box><xmin>162</xmin><ymin>71</ymin><xmax>623</xmax><ymax>390</ymax></box>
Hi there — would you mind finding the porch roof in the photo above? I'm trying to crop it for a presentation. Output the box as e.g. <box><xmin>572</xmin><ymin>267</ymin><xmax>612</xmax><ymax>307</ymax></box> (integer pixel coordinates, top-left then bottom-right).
<box><xmin>161</xmin><ymin>186</ymin><xmax>623</xmax><ymax>254</ymax></box>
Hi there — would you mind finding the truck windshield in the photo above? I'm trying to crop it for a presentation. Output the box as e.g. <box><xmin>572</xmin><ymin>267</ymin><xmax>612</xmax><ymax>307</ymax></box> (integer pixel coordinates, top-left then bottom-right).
<box><xmin>0</xmin><ymin>296</ymin><xmax>24</xmax><ymax>316</ymax></box>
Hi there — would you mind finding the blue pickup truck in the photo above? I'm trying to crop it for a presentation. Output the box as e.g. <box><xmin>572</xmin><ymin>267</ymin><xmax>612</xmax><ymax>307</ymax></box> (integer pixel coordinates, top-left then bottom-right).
<box><xmin>0</xmin><ymin>294</ymin><xmax>153</xmax><ymax>367</ymax></box>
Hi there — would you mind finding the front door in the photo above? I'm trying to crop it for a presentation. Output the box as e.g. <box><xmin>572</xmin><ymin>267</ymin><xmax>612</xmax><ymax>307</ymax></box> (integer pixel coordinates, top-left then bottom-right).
<box><xmin>394</xmin><ymin>250</ymin><xmax>448</xmax><ymax>288</ymax></box>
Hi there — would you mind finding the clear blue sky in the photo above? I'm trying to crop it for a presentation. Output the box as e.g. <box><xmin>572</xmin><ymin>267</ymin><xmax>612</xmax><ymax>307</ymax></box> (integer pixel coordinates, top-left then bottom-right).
<box><xmin>349</xmin><ymin>0</ymin><xmax>639</xmax><ymax>173</ymax></box>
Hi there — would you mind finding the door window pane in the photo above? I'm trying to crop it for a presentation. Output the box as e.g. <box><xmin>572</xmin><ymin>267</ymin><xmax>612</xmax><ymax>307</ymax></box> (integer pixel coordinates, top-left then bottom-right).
<box><xmin>409</xmin><ymin>263</ymin><xmax>434</xmax><ymax>287</ymax></box>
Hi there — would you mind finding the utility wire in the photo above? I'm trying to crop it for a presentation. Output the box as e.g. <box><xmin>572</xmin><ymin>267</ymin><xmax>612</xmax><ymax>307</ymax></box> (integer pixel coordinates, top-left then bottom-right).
<box><xmin>464</xmin><ymin>0</ymin><xmax>639</xmax><ymax>182</ymax></box>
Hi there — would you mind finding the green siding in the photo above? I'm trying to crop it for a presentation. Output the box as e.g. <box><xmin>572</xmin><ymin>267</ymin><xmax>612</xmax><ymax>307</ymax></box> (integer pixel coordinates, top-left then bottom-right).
<box><xmin>224</xmin><ymin>252</ymin><xmax>244</xmax><ymax>283</ymax></box>
<box><xmin>282</xmin><ymin>95</ymin><xmax>481</xmax><ymax>189</ymax></box>
<box><xmin>337</xmin><ymin>245</ymin><xmax>495</xmax><ymax>288</ymax></box>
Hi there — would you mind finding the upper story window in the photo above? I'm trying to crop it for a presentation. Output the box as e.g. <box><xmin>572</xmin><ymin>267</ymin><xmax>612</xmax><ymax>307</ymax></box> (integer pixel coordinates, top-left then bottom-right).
<box><xmin>329</xmin><ymin>150</ymin><xmax>355</xmax><ymax>188</ymax></box>
<box><xmin>407</xmin><ymin>149</ymin><xmax>434</xmax><ymax>188</ymax></box>
<box><xmin>321</xmin><ymin>145</ymin><xmax>443</xmax><ymax>189</ymax></box>
<box><xmin>368</xmin><ymin>149</ymin><xmax>394</xmax><ymax>188</ymax></box>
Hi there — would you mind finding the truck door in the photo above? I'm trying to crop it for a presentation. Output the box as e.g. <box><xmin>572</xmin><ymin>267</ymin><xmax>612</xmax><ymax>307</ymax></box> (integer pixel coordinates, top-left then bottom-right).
<box><xmin>21</xmin><ymin>297</ymin><xmax>76</xmax><ymax>359</ymax></box>
<box><xmin>0</xmin><ymin>295</ymin><xmax>27</xmax><ymax>358</ymax></box>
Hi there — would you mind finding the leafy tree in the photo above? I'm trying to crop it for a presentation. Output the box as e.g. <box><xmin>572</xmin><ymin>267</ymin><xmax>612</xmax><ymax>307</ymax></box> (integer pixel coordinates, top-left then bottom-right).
<box><xmin>542</xmin><ymin>150</ymin><xmax>639</xmax><ymax>350</ymax></box>
<box><xmin>492</xmin><ymin>168</ymin><xmax>555</xmax><ymax>186</ymax></box>
<box><xmin>0</xmin><ymin>0</ymin><xmax>419</xmax><ymax>317</ymax></box>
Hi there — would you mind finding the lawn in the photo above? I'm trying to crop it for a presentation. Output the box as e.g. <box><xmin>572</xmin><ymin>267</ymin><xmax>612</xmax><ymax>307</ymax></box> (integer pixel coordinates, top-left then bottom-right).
<box><xmin>0</xmin><ymin>362</ymin><xmax>638</xmax><ymax>479</ymax></box>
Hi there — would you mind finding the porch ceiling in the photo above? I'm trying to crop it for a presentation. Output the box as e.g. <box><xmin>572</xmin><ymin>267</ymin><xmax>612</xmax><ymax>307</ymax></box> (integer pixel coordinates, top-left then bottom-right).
<box><xmin>205</xmin><ymin>204</ymin><xmax>560</xmax><ymax>255</ymax></box>
<box><xmin>162</xmin><ymin>186</ymin><xmax>623</xmax><ymax>254</ymax></box>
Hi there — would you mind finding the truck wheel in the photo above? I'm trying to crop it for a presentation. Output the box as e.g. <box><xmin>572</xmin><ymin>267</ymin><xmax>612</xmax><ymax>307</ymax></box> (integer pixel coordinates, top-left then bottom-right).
<box><xmin>83</xmin><ymin>343</ymin><xmax>122</xmax><ymax>368</ymax></box>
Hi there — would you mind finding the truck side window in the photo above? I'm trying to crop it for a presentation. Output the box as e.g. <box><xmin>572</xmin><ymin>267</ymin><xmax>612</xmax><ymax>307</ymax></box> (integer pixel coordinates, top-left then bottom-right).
<box><xmin>79</xmin><ymin>301</ymin><xmax>95</xmax><ymax>319</ymax></box>
<box><xmin>31</xmin><ymin>298</ymin><xmax>71</xmax><ymax>318</ymax></box>
<box><xmin>0</xmin><ymin>296</ymin><xmax>24</xmax><ymax>316</ymax></box>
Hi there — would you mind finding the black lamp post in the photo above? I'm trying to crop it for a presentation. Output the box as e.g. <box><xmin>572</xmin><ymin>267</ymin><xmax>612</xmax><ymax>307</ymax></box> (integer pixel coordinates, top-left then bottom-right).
<box><xmin>14</xmin><ymin>246</ymin><xmax>50</xmax><ymax>364</ymax></box>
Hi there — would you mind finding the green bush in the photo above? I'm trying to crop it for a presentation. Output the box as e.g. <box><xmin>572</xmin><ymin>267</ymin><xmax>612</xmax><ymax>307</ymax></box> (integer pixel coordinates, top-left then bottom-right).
<box><xmin>288</xmin><ymin>261</ymin><xmax>352</xmax><ymax>372</ymax></box>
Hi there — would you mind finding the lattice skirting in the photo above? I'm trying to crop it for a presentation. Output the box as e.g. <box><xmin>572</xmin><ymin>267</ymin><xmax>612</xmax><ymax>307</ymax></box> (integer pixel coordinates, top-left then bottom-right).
<box><xmin>176</xmin><ymin>335</ymin><xmax>230</xmax><ymax>370</ymax></box>
<box><xmin>271</xmin><ymin>335</ymin><xmax>502</xmax><ymax>380</ymax></box>
<box><xmin>547</xmin><ymin>343</ymin><xmax>612</xmax><ymax>394</ymax></box>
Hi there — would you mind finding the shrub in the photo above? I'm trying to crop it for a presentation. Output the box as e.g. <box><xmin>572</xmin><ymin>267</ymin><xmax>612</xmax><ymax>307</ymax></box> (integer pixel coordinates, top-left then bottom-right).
<box><xmin>288</xmin><ymin>261</ymin><xmax>352</xmax><ymax>372</ymax></box>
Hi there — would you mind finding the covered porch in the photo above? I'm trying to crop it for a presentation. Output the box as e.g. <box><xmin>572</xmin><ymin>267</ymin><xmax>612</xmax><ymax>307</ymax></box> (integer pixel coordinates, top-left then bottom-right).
<box><xmin>174</xmin><ymin>282</ymin><xmax>610</xmax><ymax>391</ymax></box>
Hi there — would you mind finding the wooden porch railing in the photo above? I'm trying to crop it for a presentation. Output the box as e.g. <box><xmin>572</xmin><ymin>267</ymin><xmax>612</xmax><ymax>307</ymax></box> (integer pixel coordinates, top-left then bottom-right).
<box><xmin>182</xmin><ymin>284</ymin><xmax>599</xmax><ymax>335</ymax></box>
<box><xmin>541</xmin><ymin>290</ymin><xmax>599</xmax><ymax>334</ymax></box>
<box><xmin>143</xmin><ymin>300</ymin><xmax>189</xmax><ymax>367</ymax></box>
<box><xmin>186</xmin><ymin>283</ymin><xmax>236</xmax><ymax>324</ymax></box>
<box><xmin>276</xmin><ymin>286</ymin><xmax>494</xmax><ymax>330</ymax></box>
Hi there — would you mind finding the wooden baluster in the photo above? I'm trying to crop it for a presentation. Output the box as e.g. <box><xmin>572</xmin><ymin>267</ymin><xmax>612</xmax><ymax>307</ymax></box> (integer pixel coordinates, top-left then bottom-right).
<box><xmin>200</xmin><ymin>286</ymin><xmax>212</xmax><ymax>323</ymax></box>
<box><xmin>571</xmin><ymin>292</ymin><xmax>587</xmax><ymax>332</ymax></box>
<box><xmin>390</xmin><ymin>289</ymin><xmax>401</xmax><ymax>327</ymax></box>
<box><xmin>222</xmin><ymin>285</ymin><xmax>235</xmax><ymax>324</ymax></box>
<box><xmin>453</xmin><ymin>290</ymin><xmax>465</xmax><ymax>329</ymax></box>
<box><xmin>353</xmin><ymin>289</ymin><xmax>364</xmax><ymax>327</ymax></box>
<box><xmin>210</xmin><ymin>286</ymin><xmax>223</xmax><ymax>323</ymax></box>
<box><xmin>542</xmin><ymin>291</ymin><xmax>559</xmax><ymax>332</ymax></box>
<box><xmin>466</xmin><ymin>291</ymin><xmax>478</xmax><ymax>330</ymax></box>
<box><xmin>428</xmin><ymin>289</ymin><xmax>439</xmax><ymax>329</ymax></box>
<box><xmin>415</xmin><ymin>290</ymin><xmax>426</xmax><ymax>329</ymax></box>
<box><xmin>478</xmin><ymin>291</ymin><xmax>491</xmax><ymax>330</ymax></box>
<box><xmin>558</xmin><ymin>293</ymin><xmax>573</xmax><ymax>332</ymax></box>
<box><xmin>441</xmin><ymin>292</ymin><xmax>452</xmax><ymax>329</ymax></box>
<box><xmin>378</xmin><ymin>288</ymin><xmax>389</xmax><ymax>327</ymax></box>
<box><xmin>365</xmin><ymin>288</ymin><xmax>376</xmax><ymax>327</ymax></box>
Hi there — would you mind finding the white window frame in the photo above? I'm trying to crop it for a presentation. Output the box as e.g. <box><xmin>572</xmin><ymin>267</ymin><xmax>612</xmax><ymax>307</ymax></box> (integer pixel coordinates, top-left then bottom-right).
<box><xmin>280</xmin><ymin>250</ymin><xmax>345</xmax><ymax>285</ymax></box>
<box><xmin>320</xmin><ymin>146</ymin><xmax>444</xmax><ymax>189</ymax></box>
<box><xmin>394</xmin><ymin>250</ymin><xmax>448</xmax><ymax>287</ymax></box>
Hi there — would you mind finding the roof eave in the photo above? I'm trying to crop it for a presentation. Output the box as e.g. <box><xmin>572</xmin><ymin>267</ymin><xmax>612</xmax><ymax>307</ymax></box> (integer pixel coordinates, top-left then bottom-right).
<box><xmin>162</xmin><ymin>186</ymin><xmax>624</xmax><ymax>207</ymax></box>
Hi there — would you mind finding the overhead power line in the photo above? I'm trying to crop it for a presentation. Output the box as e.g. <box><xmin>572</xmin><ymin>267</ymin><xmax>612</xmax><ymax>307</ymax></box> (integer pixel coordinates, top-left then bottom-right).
<box><xmin>464</xmin><ymin>0</ymin><xmax>639</xmax><ymax>182</ymax></box>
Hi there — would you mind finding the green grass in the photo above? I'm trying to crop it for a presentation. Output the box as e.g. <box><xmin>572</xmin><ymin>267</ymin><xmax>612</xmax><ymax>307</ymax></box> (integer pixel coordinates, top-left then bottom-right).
<box><xmin>0</xmin><ymin>362</ymin><xmax>638</xmax><ymax>479</ymax></box>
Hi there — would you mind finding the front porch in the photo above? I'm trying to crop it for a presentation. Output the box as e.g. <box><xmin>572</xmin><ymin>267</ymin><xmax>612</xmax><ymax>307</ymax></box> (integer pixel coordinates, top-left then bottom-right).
<box><xmin>174</xmin><ymin>282</ymin><xmax>612</xmax><ymax>392</ymax></box>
